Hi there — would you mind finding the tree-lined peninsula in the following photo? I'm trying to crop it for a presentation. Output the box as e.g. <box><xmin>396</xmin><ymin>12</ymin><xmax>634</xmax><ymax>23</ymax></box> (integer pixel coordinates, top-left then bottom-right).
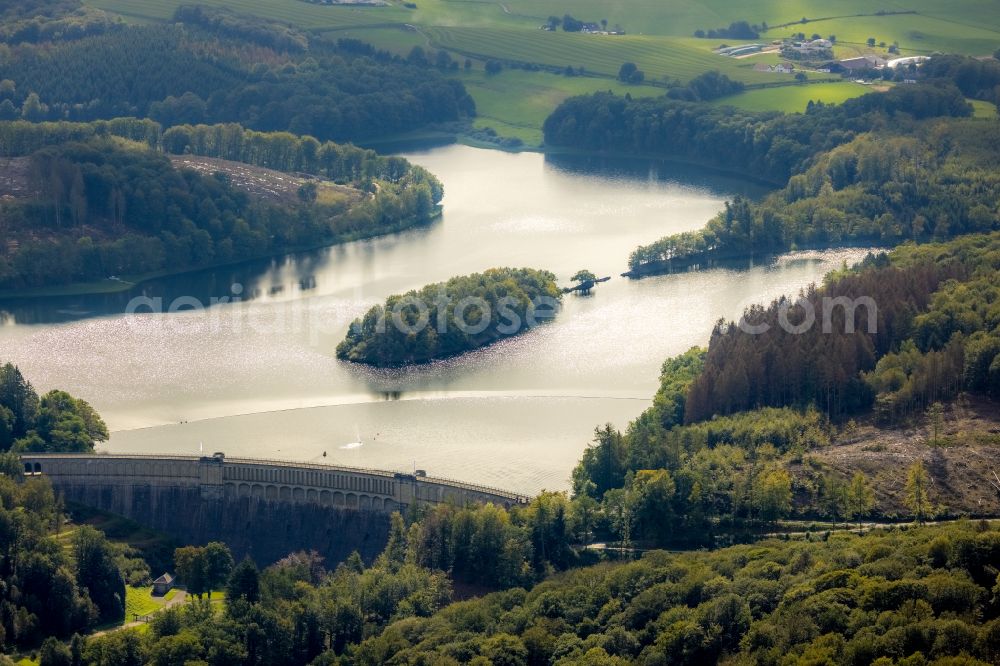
<box><xmin>1</xmin><ymin>361</ymin><xmax>107</xmax><ymax>452</ymax></box>
<box><xmin>572</xmin><ymin>231</ymin><xmax>1000</xmax><ymax>551</ymax></box>
<box><xmin>0</xmin><ymin>119</ymin><xmax>443</xmax><ymax>291</ymax></box>
<box><xmin>542</xmin><ymin>74</ymin><xmax>999</xmax><ymax>277</ymax></box>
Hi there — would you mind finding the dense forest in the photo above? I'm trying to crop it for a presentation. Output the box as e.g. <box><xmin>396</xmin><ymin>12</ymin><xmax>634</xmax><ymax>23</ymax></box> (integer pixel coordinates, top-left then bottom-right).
<box><xmin>0</xmin><ymin>361</ymin><xmax>107</xmax><ymax>452</ymax></box>
<box><xmin>0</xmin><ymin>472</ymin><xmax>992</xmax><ymax>663</ymax></box>
<box><xmin>569</xmin><ymin>232</ymin><xmax>1000</xmax><ymax>550</ymax></box>
<box><xmin>352</xmin><ymin>521</ymin><xmax>1000</xmax><ymax>665</ymax></box>
<box><xmin>0</xmin><ymin>121</ymin><xmax>443</xmax><ymax>290</ymax></box>
<box><xmin>546</xmin><ymin>59</ymin><xmax>1000</xmax><ymax>279</ymax></box>
<box><xmin>0</xmin><ymin>119</ymin><xmax>439</xmax><ymax>190</ymax></box>
<box><xmin>68</xmin><ymin>496</ymin><xmax>587</xmax><ymax>664</ymax></box>
<box><xmin>159</xmin><ymin>123</ymin><xmax>438</xmax><ymax>189</ymax></box>
<box><xmin>0</xmin><ymin>13</ymin><xmax>475</xmax><ymax>143</ymax></box>
<box><xmin>921</xmin><ymin>54</ymin><xmax>1000</xmax><ymax>105</ymax></box>
<box><xmin>622</xmin><ymin>108</ymin><xmax>998</xmax><ymax>276</ymax></box>
<box><xmin>543</xmin><ymin>81</ymin><xmax>972</xmax><ymax>185</ymax></box>
<box><xmin>70</xmin><ymin>515</ymin><xmax>1000</xmax><ymax>665</ymax></box>
<box><xmin>686</xmin><ymin>235</ymin><xmax>1000</xmax><ymax>423</ymax></box>
<box><xmin>0</xmin><ymin>466</ymin><xmax>132</xmax><ymax>654</ymax></box>
<box><xmin>0</xmin><ymin>0</ymin><xmax>119</xmax><ymax>45</ymax></box>
<box><xmin>337</xmin><ymin>268</ymin><xmax>562</xmax><ymax>367</ymax></box>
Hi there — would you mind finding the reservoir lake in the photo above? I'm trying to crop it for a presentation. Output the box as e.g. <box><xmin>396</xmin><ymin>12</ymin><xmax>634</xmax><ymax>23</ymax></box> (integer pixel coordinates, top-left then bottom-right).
<box><xmin>0</xmin><ymin>145</ymin><xmax>870</xmax><ymax>494</ymax></box>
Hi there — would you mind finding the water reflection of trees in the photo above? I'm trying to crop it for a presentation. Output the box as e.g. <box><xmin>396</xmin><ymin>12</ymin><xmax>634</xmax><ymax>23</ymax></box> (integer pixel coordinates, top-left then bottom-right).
<box><xmin>544</xmin><ymin>153</ymin><xmax>771</xmax><ymax>200</ymax></box>
<box><xmin>0</xmin><ymin>249</ymin><xmax>332</xmax><ymax>325</ymax></box>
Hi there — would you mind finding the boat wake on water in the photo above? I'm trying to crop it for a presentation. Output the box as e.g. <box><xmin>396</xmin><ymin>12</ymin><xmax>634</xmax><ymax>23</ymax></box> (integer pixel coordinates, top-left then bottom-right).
<box><xmin>340</xmin><ymin>426</ymin><xmax>364</xmax><ymax>450</ymax></box>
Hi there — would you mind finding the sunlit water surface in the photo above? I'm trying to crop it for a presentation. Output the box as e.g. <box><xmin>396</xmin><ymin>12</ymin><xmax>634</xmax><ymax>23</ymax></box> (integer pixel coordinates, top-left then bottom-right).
<box><xmin>0</xmin><ymin>146</ymin><xmax>870</xmax><ymax>493</ymax></box>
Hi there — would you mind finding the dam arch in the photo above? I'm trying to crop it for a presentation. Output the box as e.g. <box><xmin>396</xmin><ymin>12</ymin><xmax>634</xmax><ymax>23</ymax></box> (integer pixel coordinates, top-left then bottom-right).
<box><xmin>17</xmin><ymin>453</ymin><xmax>530</xmax><ymax>565</ymax></box>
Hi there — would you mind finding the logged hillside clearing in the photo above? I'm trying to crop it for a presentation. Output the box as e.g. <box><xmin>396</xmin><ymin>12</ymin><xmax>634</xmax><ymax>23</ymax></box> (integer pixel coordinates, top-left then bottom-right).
<box><xmin>0</xmin><ymin>157</ymin><xmax>36</xmax><ymax>199</ymax></box>
<box><xmin>168</xmin><ymin>155</ymin><xmax>363</xmax><ymax>206</ymax></box>
<box><xmin>0</xmin><ymin>155</ymin><xmax>364</xmax><ymax>206</ymax></box>
<box><xmin>802</xmin><ymin>397</ymin><xmax>1000</xmax><ymax>519</ymax></box>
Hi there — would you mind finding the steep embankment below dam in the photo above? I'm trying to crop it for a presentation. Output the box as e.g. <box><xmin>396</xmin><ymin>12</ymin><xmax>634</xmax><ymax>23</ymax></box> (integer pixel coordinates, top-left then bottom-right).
<box><xmin>62</xmin><ymin>482</ymin><xmax>391</xmax><ymax>565</ymax></box>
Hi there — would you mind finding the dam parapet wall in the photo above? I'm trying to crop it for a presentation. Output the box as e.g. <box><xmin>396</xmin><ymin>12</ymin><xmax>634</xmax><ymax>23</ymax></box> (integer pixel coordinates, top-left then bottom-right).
<box><xmin>21</xmin><ymin>453</ymin><xmax>530</xmax><ymax>565</ymax></box>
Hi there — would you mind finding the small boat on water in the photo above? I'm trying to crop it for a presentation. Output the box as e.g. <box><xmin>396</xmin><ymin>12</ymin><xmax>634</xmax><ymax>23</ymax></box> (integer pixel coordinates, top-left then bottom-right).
<box><xmin>340</xmin><ymin>426</ymin><xmax>363</xmax><ymax>450</ymax></box>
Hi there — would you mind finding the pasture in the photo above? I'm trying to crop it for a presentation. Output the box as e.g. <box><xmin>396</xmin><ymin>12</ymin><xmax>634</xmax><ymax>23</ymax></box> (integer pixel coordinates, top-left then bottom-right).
<box><xmin>711</xmin><ymin>81</ymin><xmax>872</xmax><ymax>113</ymax></box>
<box><xmin>84</xmin><ymin>0</ymin><xmax>1000</xmax><ymax>145</ymax></box>
<box><xmin>970</xmin><ymin>99</ymin><xmax>999</xmax><ymax>118</ymax></box>
<box><xmin>459</xmin><ymin>69</ymin><xmax>664</xmax><ymax>146</ymax></box>
<box><xmin>88</xmin><ymin>0</ymin><xmax>1000</xmax><ymax>55</ymax></box>
<box><xmin>87</xmin><ymin>0</ymin><xmax>408</xmax><ymax>27</ymax></box>
<box><xmin>514</xmin><ymin>0</ymin><xmax>1000</xmax><ymax>51</ymax></box>
<box><xmin>422</xmin><ymin>28</ymin><xmax>819</xmax><ymax>84</ymax></box>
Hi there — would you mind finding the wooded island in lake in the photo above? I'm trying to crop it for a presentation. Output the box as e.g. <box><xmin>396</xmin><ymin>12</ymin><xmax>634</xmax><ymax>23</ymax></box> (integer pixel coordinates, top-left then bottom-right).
<box><xmin>336</xmin><ymin>267</ymin><xmax>561</xmax><ymax>367</ymax></box>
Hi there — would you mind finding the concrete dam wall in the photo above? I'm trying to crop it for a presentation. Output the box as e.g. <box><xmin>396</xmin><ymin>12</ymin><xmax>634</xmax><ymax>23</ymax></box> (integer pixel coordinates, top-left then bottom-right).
<box><xmin>21</xmin><ymin>453</ymin><xmax>529</xmax><ymax>565</ymax></box>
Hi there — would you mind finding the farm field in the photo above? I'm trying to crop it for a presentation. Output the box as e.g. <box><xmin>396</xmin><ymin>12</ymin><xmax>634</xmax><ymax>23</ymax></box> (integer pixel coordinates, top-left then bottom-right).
<box><xmin>421</xmin><ymin>27</ymin><xmax>821</xmax><ymax>84</ymax></box>
<box><xmin>711</xmin><ymin>80</ymin><xmax>872</xmax><ymax>113</ymax></box>
<box><xmin>557</xmin><ymin>0</ymin><xmax>1000</xmax><ymax>48</ymax></box>
<box><xmin>773</xmin><ymin>12</ymin><xmax>1000</xmax><ymax>56</ymax></box>
<box><xmin>88</xmin><ymin>0</ymin><xmax>1000</xmax><ymax>52</ymax></box>
<box><xmin>84</xmin><ymin>0</ymin><xmax>1000</xmax><ymax>145</ymax></box>
<box><xmin>330</xmin><ymin>24</ymin><xmax>428</xmax><ymax>54</ymax></box>
<box><xmin>458</xmin><ymin>69</ymin><xmax>664</xmax><ymax>146</ymax></box>
<box><xmin>970</xmin><ymin>99</ymin><xmax>999</xmax><ymax>118</ymax></box>
<box><xmin>87</xmin><ymin>0</ymin><xmax>408</xmax><ymax>27</ymax></box>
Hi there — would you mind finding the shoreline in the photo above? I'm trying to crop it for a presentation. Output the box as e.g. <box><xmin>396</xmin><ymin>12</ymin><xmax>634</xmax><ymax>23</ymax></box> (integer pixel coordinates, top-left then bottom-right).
<box><xmin>623</xmin><ymin>240</ymin><xmax>892</xmax><ymax>279</ymax></box>
<box><xmin>0</xmin><ymin>136</ymin><xmax>786</xmax><ymax>301</ymax></box>
<box><xmin>0</xmin><ymin>208</ymin><xmax>442</xmax><ymax>301</ymax></box>
<box><xmin>2</xmin><ymin>131</ymin><xmax>836</xmax><ymax>301</ymax></box>
<box><xmin>364</xmin><ymin>129</ymin><xmax>786</xmax><ymax>188</ymax></box>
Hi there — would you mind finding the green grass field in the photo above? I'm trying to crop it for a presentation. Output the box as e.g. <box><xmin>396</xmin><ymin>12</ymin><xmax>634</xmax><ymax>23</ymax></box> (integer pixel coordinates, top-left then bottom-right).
<box><xmin>712</xmin><ymin>80</ymin><xmax>872</xmax><ymax>112</ymax></box>
<box><xmin>330</xmin><ymin>24</ymin><xmax>428</xmax><ymax>55</ymax></box>
<box><xmin>777</xmin><ymin>13</ymin><xmax>1000</xmax><ymax>56</ymax></box>
<box><xmin>125</xmin><ymin>586</ymin><xmax>168</xmax><ymax>618</ymax></box>
<box><xmin>88</xmin><ymin>0</ymin><xmax>410</xmax><ymax>27</ymax></box>
<box><xmin>89</xmin><ymin>0</ymin><xmax>1000</xmax><ymax>52</ymax></box>
<box><xmin>970</xmin><ymin>98</ymin><xmax>999</xmax><ymax>118</ymax></box>
<box><xmin>410</xmin><ymin>0</ymin><xmax>1000</xmax><ymax>48</ymax></box>
<box><xmin>85</xmin><ymin>0</ymin><xmax>1000</xmax><ymax>146</ymax></box>
<box><xmin>423</xmin><ymin>27</ymin><xmax>817</xmax><ymax>84</ymax></box>
<box><xmin>458</xmin><ymin>69</ymin><xmax>663</xmax><ymax>145</ymax></box>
